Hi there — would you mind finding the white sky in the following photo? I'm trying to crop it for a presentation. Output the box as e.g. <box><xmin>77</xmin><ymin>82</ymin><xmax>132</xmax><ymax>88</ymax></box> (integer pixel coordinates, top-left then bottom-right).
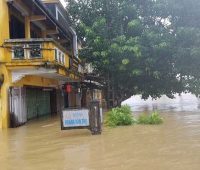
<box><xmin>60</xmin><ymin>0</ymin><xmax>66</xmax><ymax>7</ymax></box>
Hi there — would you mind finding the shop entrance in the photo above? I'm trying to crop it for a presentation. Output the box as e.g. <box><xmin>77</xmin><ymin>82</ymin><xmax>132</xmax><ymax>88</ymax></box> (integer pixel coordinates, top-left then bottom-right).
<box><xmin>10</xmin><ymin>87</ymin><xmax>58</xmax><ymax>127</ymax></box>
<box><xmin>26</xmin><ymin>88</ymin><xmax>51</xmax><ymax>120</ymax></box>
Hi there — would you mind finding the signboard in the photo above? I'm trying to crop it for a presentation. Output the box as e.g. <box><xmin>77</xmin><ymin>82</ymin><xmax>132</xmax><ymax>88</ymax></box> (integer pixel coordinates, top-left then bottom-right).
<box><xmin>62</xmin><ymin>109</ymin><xmax>89</xmax><ymax>128</ymax></box>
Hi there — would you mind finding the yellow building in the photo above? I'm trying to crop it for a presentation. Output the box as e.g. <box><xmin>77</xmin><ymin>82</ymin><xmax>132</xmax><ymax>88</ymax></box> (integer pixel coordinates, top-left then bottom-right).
<box><xmin>0</xmin><ymin>0</ymin><xmax>83</xmax><ymax>129</ymax></box>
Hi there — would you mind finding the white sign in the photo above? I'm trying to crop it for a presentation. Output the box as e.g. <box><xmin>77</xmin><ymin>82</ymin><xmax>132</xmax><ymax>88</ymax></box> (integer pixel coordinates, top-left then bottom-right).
<box><xmin>62</xmin><ymin>109</ymin><xmax>89</xmax><ymax>127</ymax></box>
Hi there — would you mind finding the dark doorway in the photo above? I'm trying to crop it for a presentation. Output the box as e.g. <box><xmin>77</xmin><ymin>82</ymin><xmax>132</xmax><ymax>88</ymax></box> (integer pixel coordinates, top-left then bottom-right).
<box><xmin>64</xmin><ymin>92</ymin><xmax>69</xmax><ymax>108</ymax></box>
<box><xmin>9</xmin><ymin>15</ymin><xmax>25</xmax><ymax>39</ymax></box>
<box><xmin>50</xmin><ymin>89</ymin><xmax>57</xmax><ymax>116</ymax></box>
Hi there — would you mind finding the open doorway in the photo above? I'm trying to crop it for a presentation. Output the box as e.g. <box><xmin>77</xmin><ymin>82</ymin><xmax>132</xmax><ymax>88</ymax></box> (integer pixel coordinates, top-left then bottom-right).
<box><xmin>9</xmin><ymin>15</ymin><xmax>25</xmax><ymax>39</ymax></box>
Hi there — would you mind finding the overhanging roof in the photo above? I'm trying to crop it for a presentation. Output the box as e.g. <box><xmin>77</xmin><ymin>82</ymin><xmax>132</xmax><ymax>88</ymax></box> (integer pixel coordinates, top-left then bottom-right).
<box><xmin>7</xmin><ymin>0</ymin><xmax>73</xmax><ymax>40</ymax></box>
<box><xmin>11</xmin><ymin>68</ymin><xmax>79</xmax><ymax>84</ymax></box>
<box><xmin>34</xmin><ymin>0</ymin><xmax>73</xmax><ymax>39</ymax></box>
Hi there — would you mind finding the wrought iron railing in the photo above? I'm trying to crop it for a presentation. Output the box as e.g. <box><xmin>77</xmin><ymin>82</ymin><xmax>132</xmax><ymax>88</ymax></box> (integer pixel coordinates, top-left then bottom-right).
<box><xmin>4</xmin><ymin>39</ymin><xmax>69</xmax><ymax>66</ymax></box>
<box><xmin>12</xmin><ymin>44</ymin><xmax>42</xmax><ymax>59</ymax></box>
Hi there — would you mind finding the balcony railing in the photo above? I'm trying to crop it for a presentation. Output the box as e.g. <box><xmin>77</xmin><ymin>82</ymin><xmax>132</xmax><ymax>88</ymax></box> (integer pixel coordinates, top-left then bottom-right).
<box><xmin>12</xmin><ymin>44</ymin><xmax>42</xmax><ymax>59</ymax></box>
<box><xmin>4</xmin><ymin>38</ymin><xmax>70</xmax><ymax>68</ymax></box>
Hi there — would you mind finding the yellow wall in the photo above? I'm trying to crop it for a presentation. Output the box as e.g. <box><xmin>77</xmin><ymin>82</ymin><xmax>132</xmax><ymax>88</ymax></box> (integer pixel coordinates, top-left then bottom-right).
<box><xmin>4</xmin><ymin>41</ymin><xmax>70</xmax><ymax>68</ymax></box>
<box><xmin>0</xmin><ymin>0</ymin><xmax>10</xmax><ymax>129</ymax></box>
<box><xmin>64</xmin><ymin>54</ymin><xmax>70</xmax><ymax>68</ymax></box>
<box><xmin>0</xmin><ymin>0</ymin><xmax>10</xmax><ymax>62</ymax></box>
<box><xmin>0</xmin><ymin>65</ymin><xmax>11</xmax><ymax>129</ymax></box>
<box><xmin>0</xmin><ymin>0</ymin><xmax>80</xmax><ymax>129</ymax></box>
<box><xmin>0</xmin><ymin>67</ymin><xmax>61</xmax><ymax>129</ymax></box>
<box><xmin>14</xmin><ymin>75</ymin><xmax>59</xmax><ymax>87</ymax></box>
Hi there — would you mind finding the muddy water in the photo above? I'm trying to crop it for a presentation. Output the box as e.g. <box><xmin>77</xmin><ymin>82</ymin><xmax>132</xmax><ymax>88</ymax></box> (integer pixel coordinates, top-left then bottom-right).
<box><xmin>1</xmin><ymin>94</ymin><xmax>200</xmax><ymax>170</ymax></box>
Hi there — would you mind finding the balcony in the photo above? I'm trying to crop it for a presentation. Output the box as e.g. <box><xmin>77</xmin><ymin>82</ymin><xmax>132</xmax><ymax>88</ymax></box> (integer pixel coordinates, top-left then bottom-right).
<box><xmin>3</xmin><ymin>38</ymin><xmax>83</xmax><ymax>83</ymax></box>
<box><xmin>4</xmin><ymin>38</ymin><xmax>70</xmax><ymax>68</ymax></box>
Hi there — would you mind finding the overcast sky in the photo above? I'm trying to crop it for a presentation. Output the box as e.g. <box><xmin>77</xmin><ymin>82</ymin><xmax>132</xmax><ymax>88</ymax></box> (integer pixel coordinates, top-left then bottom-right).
<box><xmin>60</xmin><ymin>0</ymin><xmax>66</xmax><ymax>7</ymax></box>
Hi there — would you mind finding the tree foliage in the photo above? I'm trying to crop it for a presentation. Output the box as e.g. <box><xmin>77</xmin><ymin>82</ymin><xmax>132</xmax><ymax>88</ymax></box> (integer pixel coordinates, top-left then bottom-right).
<box><xmin>165</xmin><ymin>0</ymin><xmax>200</xmax><ymax>97</ymax></box>
<box><xmin>66</xmin><ymin>0</ymin><xmax>200</xmax><ymax>102</ymax></box>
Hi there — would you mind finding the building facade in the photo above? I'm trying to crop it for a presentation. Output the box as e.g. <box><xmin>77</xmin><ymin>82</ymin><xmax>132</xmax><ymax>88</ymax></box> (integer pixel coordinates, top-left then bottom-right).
<box><xmin>0</xmin><ymin>0</ymin><xmax>83</xmax><ymax>129</ymax></box>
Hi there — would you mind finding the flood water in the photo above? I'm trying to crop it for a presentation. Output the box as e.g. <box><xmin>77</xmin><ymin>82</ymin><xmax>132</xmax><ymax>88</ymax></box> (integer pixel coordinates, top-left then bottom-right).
<box><xmin>1</xmin><ymin>93</ymin><xmax>200</xmax><ymax>170</ymax></box>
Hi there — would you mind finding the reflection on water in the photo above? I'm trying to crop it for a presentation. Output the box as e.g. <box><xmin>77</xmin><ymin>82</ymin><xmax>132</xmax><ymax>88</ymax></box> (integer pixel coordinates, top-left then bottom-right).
<box><xmin>0</xmin><ymin>93</ymin><xmax>200</xmax><ymax>170</ymax></box>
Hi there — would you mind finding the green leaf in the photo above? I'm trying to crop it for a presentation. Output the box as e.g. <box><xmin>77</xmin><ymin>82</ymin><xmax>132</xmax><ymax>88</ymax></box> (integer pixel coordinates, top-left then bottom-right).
<box><xmin>122</xmin><ymin>59</ymin><xmax>130</xmax><ymax>65</ymax></box>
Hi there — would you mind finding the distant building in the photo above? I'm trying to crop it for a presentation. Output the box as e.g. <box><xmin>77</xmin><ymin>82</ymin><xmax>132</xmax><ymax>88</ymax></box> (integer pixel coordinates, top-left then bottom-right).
<box><xmin>0</xmin><ymin>0</ymin><xmax>84</xmax><ymax>128</ymax></box>
<box><xmin>81</xmin><ymin>63</ymin><xmax>106</xmax><ymax>109</ymax></box>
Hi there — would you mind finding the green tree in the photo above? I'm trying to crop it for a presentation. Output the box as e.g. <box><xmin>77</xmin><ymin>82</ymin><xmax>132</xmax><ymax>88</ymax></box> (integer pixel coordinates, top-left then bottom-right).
<box><xmin>66</xmin><ymin>0</ymin><xmax>200</xmax><ymax>106</ymax></box>
<box><xmin>162</xmin><ymin>0</ymin><xmax>200</xmax><ymax>97</ymax></box>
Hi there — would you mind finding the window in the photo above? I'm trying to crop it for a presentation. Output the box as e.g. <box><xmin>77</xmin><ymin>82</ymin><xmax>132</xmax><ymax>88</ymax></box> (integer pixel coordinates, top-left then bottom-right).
<box><xmin>62</xmin><ymin>53</ymin><xmax>65</xmax><ymax>64</ymax></box>
<box><xmin>55</xmin><ymin>48</ymin><xmax>65</xmax><ymax>65</ymax></box>
<box><xmin>58</xmin><ymin>51</ymin><xmax>62</xmax><ymax>63</ymax></box>
<box><xmin>55</xmin><ymin>49</ymin><xmax>58</xmax><ymax>61</ymax></box>
<box><xmin>78</xmin><ymin>64</ymin><xmax>83</xmax><ymax>73</ymax></box>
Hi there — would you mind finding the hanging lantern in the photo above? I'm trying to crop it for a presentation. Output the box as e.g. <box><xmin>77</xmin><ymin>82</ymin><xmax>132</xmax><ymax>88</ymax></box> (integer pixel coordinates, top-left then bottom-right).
<box><xmin>66</xmin><ymin>84</ymin><xmax>72</xmax><ymax>93</ymax></box>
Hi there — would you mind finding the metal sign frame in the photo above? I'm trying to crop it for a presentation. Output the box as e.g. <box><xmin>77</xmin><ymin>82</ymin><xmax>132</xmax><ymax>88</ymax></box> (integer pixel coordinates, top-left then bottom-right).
<box><xmin>60</xmin><ymin>108</ymin><xmax>90</xmax><ymax>130</ymax></box>
<box><xmin>60</xmin><ymin>100</ymin><xmax>102</xmax><ymax>134</ymax></box>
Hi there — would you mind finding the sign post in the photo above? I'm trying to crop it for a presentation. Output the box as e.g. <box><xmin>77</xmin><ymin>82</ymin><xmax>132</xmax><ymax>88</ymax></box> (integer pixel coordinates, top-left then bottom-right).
<box><xmin>89</xmin><ymin>100</ymin><xmax>102</xmax><ymax>135</ymax></box>
<box><xmin>61</xmin><ymin>100</ymin><xmax>102</xmax><ymax>135</ymax></box>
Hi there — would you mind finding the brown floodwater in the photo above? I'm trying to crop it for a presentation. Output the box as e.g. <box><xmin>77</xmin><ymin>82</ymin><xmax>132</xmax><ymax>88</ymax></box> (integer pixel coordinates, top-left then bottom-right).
<box><xmin>1</xmin><ymin>94</ymin><xmax>200</xmax><ymax>170</ymax></box>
